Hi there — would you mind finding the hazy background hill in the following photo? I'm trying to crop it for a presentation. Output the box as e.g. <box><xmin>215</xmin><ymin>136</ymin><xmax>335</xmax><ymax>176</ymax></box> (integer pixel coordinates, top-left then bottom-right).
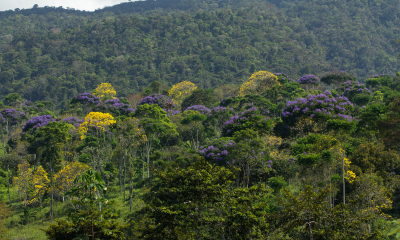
<box><xmin>0</xmin><ymin>0</ymin><xmax>399</xmax><ymax>109</ymax></box>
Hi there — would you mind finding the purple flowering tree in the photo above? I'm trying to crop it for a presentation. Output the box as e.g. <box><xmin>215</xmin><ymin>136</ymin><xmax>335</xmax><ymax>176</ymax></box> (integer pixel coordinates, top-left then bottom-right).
<box><xmin>274</xmin><ymin>73</ymin><xmax>294</xmax><ymax>84</ymax></box>
<box><xmin>23</xmin><ymin>115</ymin><xmax>55</xmax><ymax>132</ymax></box>
<box><xmin>70</xmin><ymin>93</ymin><xmax>101</xmax><ymax>114</ymax></box>
<box><xmin>138</xmin><ymin>93</ymin><xmax>178</xmax><ymax>117</ymax></box>
<box><xmin>203</xmin><ymin>106</ymin><xmax>235</xmax><ymax>137</ymax></box>
<box><xmin>200</xmin><ymin>129</ymin><xmax>270</xmax><ymax>187</ymax></box>
<box><xmin>222</xmin><ymin>106</ymin><xmax>274</xmax><ymax>137</ymax></box>
<box><xmin>199</xmin><ymin>137</ymin><xmax>237</xmax><ymax>165</ymax></box>
<box><xmin>297</xmin><ymin>75</ymin><xmax>320</xmax><ymax>91</ymax></box>
<box><xmin>276</xmin><ymin>90</ymin><xmax>355</xmax><ymax>137</ymax></box>
<box><xmin>320</xmin><ymin>70</ymin><xmax>356</xmax><ymax>85</ymax></box>
<box><xmin>297</xmin><ymin>75</ymin><xmax>320</xmax><ymax>85</ymax></box>
<box><xmin>138</xmin><ymin>93</ymin><xmax>174</xmax><ymax>109</ymax></box>
<box><xmin>94</xmin><ymin>98</ymin><xmax>135</xmax><ymax>116</ymax></box>
<box><xmin>184</xmin><ymin>105</ymin><xmax>211</xmax><ymax>115</ymax></box>
<box><xmin>61</xmin><ymin>117</ymin><xmax>84</xmax><ymax>128</ymax></box>
<box><xmin>336</xmin><ymin>80</ymin><xmax>371</xmax><ymax>106</ymax></box>
<box><xmin>22</xmin><ymin>100</ymin><xmax>39</xmax><ymax>114</ymax></box>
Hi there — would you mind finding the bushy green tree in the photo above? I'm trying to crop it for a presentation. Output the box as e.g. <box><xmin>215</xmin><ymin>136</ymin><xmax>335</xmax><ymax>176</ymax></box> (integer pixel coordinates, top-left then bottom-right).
<box><xmin>181</xmin><ymin>89</ymin><xmax>218</xmax><ymax>110</ymax></box>
<box><xmin>44</xmin><ymin>169</ymin><xmax>127</xmax><ymax>240</ymax></box>
<box><xmin>267</xmin><ymin>185</ymin><xmax>382</xmax><ymax>239</ymax></box>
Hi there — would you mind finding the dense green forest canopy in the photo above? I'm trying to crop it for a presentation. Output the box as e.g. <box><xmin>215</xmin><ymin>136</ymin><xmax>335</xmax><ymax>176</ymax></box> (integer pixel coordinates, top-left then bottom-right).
<box><xmin>2</xmin><ymin>0</ymin><xmax>400</xmax><ymax>239</ymax></box>
<box><xmin>0</xmin><ymin>0</ymin><xmax>400</xmax><ymax>108</ymax></box>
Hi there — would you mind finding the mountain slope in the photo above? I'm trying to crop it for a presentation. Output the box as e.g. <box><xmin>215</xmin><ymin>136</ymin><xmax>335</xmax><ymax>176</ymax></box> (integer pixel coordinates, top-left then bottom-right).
<box><xmin>0</xmin><ymin>0</ymin><xmax>399</xmax><ymax>107</ymax></box>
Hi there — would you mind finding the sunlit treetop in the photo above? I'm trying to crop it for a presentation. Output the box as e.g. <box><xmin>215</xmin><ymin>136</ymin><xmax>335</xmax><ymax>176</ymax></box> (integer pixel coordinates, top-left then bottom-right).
<box><xmin>78</xmin><ymin>112</ymin><xmax>116</xmax><ymax>140</ymax></box>
<box><xmin>239</xmin><ymin>71</ymin><xmax>279</xmax><ymax>96</ymax></box>
<box><xmin>168</xmin><ymin>81</ymin><xmax>198</xmax><ymax>106</ymax></box>
<box><xmin>92</xmin><ymin>83</ymin><xmax>117</xmax><ymax>101</ymax></box>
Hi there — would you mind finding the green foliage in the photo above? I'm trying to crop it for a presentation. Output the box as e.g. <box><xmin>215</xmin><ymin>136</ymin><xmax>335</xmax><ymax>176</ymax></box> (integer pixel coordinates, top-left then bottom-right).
<box><xmin>4</xmin><ymin>93</ymin><xmax>23</xmax><ymax>106</ymax></box>
<box><xmin>268</xmin><ymin>176</ymin><xmax>286</xmax><ymax>193</ymax></box>
<box><xmin>366</xmin><ymin>75</ymin><xmax>393</xmax><ymax>89</ymax></box>
<box><xmin>388</xmin><ymin>219</ymin><xmax>400</xmax><ymax>238</ymax></box>
<box><xmin>350</xmin><ymin>143</ymin><xmax>400</xmax><ymax>182</ymax></box>
<box><xmin>180</xmin><ymin>112</ymin><xmax>207</xmax><ymax>124</ymax></box>
<box><xmin>28</xmin><ymin>122</ymin><xmax>72</xmax><ymax>169</ymax></box>
<box><xmin>133</xmin><ymin>159</ymin><xmax>271</xmax><ymax>239</ymax></box>
<box><xmin>268</xmin><ymin>185</ymin><xmax>381</xmax><ymax>239</ymax></box>
<box><xmin>135</xmin><ymin>159</ymin><xmax>236</xmax><ymax>239</ymax></box>
<box><xmin>181</xmin><ymin>89</ymin><xmax>218</xmax><ymax>110</ymax></box>
<box><xmin>220</xmin><ymin>94</ymin><xmax>274</xmax><ymax>112</ymax></box>
<box><xmin>135</xmin><ymin>104</ymin><xmax>178</xmax><ymax>138</ymax></box>
<box><xmin>297</xmin><ymin>152</ymin><xmax>321</xmax><ymax>166</ymax></box>
<box><xmin>327</xmin><ymin>119</ymin><xmax>357</xmax><ymax>133</ymax></box>
<box><xmin>358</xmin><ymin>103</ymin><xmax>389</xmax><ymax>131</ymax></box>
<box><xmin>44</xmin><ymin>169</ymin><xmax>127</xmax><ymax>240</ymax></box>
<box><xmin>3</xmin><ymin>0</ymin><xmax>400</xmax><ymax>105</ymax></box>
<box><xmin>320</xmin><ymin>71</ymin><xmax>357</xmax><ymax>85</ymax></box>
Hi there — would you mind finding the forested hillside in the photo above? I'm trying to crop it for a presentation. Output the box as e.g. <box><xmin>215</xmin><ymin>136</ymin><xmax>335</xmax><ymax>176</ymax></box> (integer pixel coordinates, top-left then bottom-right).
<box><xmin>0</xmin><ymin>0</ymin><xmax>400</xmax><ymax>108</ymax></box>
<box><xmin>2</xmin><ymin>0</ymin><xmax>400</xmax><ymax>239</ymax></box>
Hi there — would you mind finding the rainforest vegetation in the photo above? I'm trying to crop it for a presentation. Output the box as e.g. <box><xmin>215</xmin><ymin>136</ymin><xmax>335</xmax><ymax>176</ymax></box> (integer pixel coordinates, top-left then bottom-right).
<box><xmin>1</xmin><ymin>0</ymin><xmax>400</xmax><ymax>239</ymax></box>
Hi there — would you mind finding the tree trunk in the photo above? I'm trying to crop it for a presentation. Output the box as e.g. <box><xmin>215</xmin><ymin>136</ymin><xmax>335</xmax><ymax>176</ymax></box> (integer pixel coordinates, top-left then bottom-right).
<box><xmin>50</xmin><ymin>167</ymin><xmax>54</xmax><ymax>223</ymax></box>
<box><xmin>146</xmin><ymin>141</ymin><xmax>151</xmax><ymax>178</ymax></box>
<box><xmin>1</xmin><ymin>130</ymin><xmax>6</xmax><ymax>155</ymax></box>
<box><xmin>119</xmin><ymin>149</ymin><xmax>123</xmax><ymax>195</ymax></box>
<box><xmin>308</xmin><ymin>221</ymin><xmax>313</xmax><ymax>240</ymax></box>
<box><xmin>7</xmin><ymin>170</ymin><xmax>11</xmax><ymax>207</ymax></box>
<box><xmin>123</xmin><ymin>149</ymin><xmax>127</xmax><ymax>200</ymax></box>
<box><xmin>129</xmin><ymin>157</ymin><xmax>133</xmax><ymax>212</ymax></box>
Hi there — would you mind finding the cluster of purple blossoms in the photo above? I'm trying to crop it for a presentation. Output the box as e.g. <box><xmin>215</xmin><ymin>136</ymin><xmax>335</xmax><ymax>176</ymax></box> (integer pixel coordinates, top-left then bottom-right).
<box><xmin>166</xmin><ymin>109</ymin><xmax>180</xmax><ymax>117</ymax></box>
<box><xmin>207</xmin><ymin>106</ymin><xmax>234</xmax><ymax>117</ymax></box>
<box><xmin>297</xmin><ymin>75</ymin><xmax>320</xmax><ymax>84</ymax></box>
<box><xmin>0</xmin><ymin>113</ymin><xmax>5</xmax><ymax>124</ymax></box>
<box><xmin>199</xmin><ymin>138</ymin><xmax>236</xmax><ymax>163</ymax></box>
<box><xmin>274</xmin><ymin>73</ymin><xmax>294</xmax><ymax>83</ymax></box>
<box><xmin>138</xmin><ymin>94</ymin><xmax>174</xmax><ymax>109</ymax></box>
<box><xmin>373</xmin><ymin>74</ymin><xmax>390</xmax><ymax>78</ymax></box>
<box><xmin>337</xmin><ymin>80</ymin><xmax>370</xmax><ymax>96</ymax></box>
<box><xmin>262</xmin><ymin>159</ymin><xmax>273</xmax><ymax>168</ymax></box>
<box><xmin>222</xmin><ymin>106</ymin><xmax>273</xmax><ymax>136</ymax></box>
<box><xmin>22</xmin><ymin>100</ymin><xmax>38</xmax><ymax>110</ymax></box>
<box><xmin>96</xmin><ymin>98</ymin><xmax>135</xmax><ymax>115</ymax></box>
<box><xmin>71</xmin><ymin>93</ymin><xmax>101</xmax><ymax>106</ymax></box>
<box><xmin>185</xmin><ymin>105</ymin><xmax>211</xmax><ymax>115</ymax></box>
<box><xmin>281</xmin><ymin>90</ymin><xmax>355</xmax><ymax>122</ymax></box>
<box><xmin>23</xmin><ymin>115</ymin><xmax>55</xmax><ymax>132</ymax></box>
<box><xmin>1</xmin><ymin>109</ymin><xmax>26</xmax><ymax>125</ymax></box>
<box><xmin>61</xmin><ymin>117</ymin><xmax>84</xmax><ymax>128</ymax></box>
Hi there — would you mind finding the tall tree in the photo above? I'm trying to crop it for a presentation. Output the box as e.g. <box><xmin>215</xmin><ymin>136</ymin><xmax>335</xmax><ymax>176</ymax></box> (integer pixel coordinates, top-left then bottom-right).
<box><xmin>28</xmin><ymin>121</ymin><xmax>72</xmax><ymax>223</ymax></box>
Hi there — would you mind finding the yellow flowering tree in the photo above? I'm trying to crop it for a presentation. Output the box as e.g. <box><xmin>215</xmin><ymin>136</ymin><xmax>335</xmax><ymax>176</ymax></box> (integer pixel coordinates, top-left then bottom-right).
<box><xmin>13</xmin><ymin>161</ymin><xmax>32</xmax><ymax>206</ymax></box>
<box><xmin>168</xmin><ymin>81</ymin><xmax>197</xmax><ymax>106</ymax></box>
<box><xmin>31</xmin><ymin>165</ymin><xmax>49</xmax><ymax>207</ymax></box>
<box><xmin>78</xmin><ymin>112</ymin><xmax>116</xmax><ymax>140</ymax></box>
<box><xmin>239</xmin><ymin>71</ymin><xmax>279</xmax><ymax>96</ymax></box>
<box><xmin>77</xmin><ymin>112</ymin><xmax>116</xmax><ymax>171</ymax></box>
<box><xmin>54</xmin><ymin>161</ymin><xmax>89</xmax><ymax>201</ymax></box>
<box><xmin>92</xmin><ymin>83</ymin><xmax>116</xmax><ymax>101</ymax></box>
